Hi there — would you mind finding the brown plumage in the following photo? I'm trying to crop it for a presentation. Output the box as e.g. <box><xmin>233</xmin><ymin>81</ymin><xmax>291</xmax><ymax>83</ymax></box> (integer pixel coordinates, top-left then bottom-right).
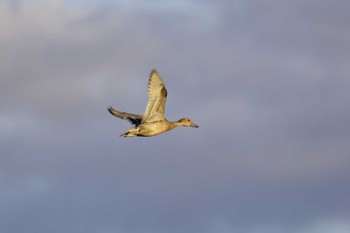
<box><xmin>108</xmin><ymin>69</ymin><xmax>199</xmax><ymax>137</ymax></box>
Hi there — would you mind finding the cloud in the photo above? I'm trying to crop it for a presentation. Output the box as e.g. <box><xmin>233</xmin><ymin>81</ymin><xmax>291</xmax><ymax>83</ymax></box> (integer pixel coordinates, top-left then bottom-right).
<box><xmin>208</xmin><ymin>218</ymin><xmax>350</xmax><ymax>233</ymax></box>
<box><xmin>1</xmin><ymin>0</ymin><xmax>350</xmax><ymax>233</ymax></box>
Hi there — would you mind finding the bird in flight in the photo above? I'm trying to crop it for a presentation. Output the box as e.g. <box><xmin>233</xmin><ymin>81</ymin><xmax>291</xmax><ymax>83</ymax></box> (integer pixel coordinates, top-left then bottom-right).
<box><xmin>108</xmin><ymin>69</ymin><xmax>199</xmax><ymax>137</ymax></box>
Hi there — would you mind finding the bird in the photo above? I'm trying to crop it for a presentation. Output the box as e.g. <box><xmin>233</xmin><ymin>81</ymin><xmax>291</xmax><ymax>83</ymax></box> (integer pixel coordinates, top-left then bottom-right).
<box><xmin>108</xmin><ymin>69</ymin><xmax>199</xmax><ymax>137</ymax></box>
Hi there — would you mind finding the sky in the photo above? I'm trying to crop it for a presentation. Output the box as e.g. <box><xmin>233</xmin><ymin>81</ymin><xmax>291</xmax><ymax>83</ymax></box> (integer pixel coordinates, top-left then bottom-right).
<box><xmin>1</xmin><ymin>0</ymin><xmax>350</xmax><ymax>232</ymax></box>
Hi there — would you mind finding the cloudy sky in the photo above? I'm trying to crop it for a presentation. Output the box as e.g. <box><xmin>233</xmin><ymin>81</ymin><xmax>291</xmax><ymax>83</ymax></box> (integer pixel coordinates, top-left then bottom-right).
<box><xmin>1</xmin><ymin>0</ymin><xmax>350</xmax><ymax>232</ymax></box>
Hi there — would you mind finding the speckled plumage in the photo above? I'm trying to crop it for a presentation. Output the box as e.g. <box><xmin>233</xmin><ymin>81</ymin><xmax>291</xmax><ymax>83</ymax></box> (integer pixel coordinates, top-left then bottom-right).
<box><xmin>108</xmin><ymin>69</ymin><xmax>198</xmax><ymax>137</ymax></box>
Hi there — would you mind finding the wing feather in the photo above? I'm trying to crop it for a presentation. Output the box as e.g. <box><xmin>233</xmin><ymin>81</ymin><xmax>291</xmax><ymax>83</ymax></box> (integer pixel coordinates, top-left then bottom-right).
<box><xmin>107</xmin><ymin>106</ymin><xmax>143</xmax><ymax>126</ymax></box>
<box><xmin>142</xmin><ymin>69</ymin><xmax>167</xmax><ymax>123</ymax></box>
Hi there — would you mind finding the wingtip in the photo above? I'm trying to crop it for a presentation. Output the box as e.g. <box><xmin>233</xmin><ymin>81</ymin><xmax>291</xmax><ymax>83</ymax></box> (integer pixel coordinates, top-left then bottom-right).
<box><xmin>107</xmin><ymin>106</ymin><xmax>115</xmax><ymax>115</ymax></box>
<box><xmin>150</xmin><ymin>69</ymin><xmax>157</xmax><ymax>75</ymax></box>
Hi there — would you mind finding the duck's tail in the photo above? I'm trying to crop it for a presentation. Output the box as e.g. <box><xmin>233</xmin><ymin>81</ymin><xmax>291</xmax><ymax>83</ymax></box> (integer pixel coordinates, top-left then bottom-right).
<box><xmin>120</xmin><ymin>131</ymin><xmax>130</xmax><ymax>137</ymax></box>
<box><xmin>120</xmin><ymin>129</ymin><xmax>138</xmax><ymax>137</ymax></box>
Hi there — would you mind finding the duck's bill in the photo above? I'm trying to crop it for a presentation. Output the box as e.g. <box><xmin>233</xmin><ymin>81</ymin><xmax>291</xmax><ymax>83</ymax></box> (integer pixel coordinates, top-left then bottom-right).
<box><xmin>191</xmin><ymin>123</ymin><xmax>199</xmax><ymax>128</ymax></box>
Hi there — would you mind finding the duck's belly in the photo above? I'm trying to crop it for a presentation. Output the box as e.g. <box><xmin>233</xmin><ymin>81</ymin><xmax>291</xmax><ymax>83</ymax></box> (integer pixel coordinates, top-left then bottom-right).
<box><xmin>139</xmin><ymin>122</ymin><xmax>172</xmax><ymax>136</ymax></box>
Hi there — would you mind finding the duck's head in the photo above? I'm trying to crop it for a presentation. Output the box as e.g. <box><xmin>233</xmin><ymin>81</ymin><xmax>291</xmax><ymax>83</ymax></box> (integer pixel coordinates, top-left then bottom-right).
<box><xmin>177</xmin><ymin>118</ymin><xmax>199</xmax><ymax>128</ymax></box>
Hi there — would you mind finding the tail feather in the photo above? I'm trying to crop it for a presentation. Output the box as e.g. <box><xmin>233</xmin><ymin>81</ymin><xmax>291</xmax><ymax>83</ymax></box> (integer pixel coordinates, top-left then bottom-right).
<box><xmin>120</xmin><ymin>131</ymin><xmax>137</xmax><ymax>137</ymax></box>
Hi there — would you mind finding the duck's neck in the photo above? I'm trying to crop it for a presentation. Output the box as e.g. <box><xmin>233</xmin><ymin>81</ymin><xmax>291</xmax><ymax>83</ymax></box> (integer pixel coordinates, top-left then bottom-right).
<box><xmin>171</xmin><ymin>121</ymin><xmax>183</xmax><ymax>127</ymax></box>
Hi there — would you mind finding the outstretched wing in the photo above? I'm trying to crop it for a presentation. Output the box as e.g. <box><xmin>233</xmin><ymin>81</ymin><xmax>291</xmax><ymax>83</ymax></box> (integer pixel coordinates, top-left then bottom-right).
<box><xmin>107</xmin><ymin>106</ymin><xmax>143</xmax><ymax>126</ymax></box>
<box><xmin>142</xmin><ymin>69</ymin><xmax>167</xmax><ymax>123</ymax></box>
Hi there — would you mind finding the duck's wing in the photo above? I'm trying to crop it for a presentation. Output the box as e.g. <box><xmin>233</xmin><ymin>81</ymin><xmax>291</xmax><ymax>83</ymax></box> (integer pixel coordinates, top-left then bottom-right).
<box><xmin>142</xmin><ymin>69</ymin><xmax>167</xmax><ymax>123</ymax></box>
<box><xmin>107</xmin><ymin>106</ymin><xmax>143</xmax><ymax>126</ymax></box>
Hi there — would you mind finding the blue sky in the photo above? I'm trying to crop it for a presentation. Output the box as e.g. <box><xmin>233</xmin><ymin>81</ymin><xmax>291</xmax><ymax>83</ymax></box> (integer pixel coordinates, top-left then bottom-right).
<box><xmin>1</xmin><ymin>0</ymin><xmax>350</xmax><ymax>232</ymax></box>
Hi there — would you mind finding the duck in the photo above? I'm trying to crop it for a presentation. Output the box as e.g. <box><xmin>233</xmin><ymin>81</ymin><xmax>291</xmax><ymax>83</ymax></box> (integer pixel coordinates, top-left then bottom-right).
<box><xmin>108</xmin><ymin>69</ymin><xmax>199</xmax><ymax>137</ymax></box>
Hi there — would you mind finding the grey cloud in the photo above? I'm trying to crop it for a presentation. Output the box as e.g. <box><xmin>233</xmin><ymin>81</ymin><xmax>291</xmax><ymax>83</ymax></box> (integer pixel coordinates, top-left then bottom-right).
<box><xmin>1</xmin><ymin>0</ymin><xmax>350</xmax><ymax>233</ymax></box>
